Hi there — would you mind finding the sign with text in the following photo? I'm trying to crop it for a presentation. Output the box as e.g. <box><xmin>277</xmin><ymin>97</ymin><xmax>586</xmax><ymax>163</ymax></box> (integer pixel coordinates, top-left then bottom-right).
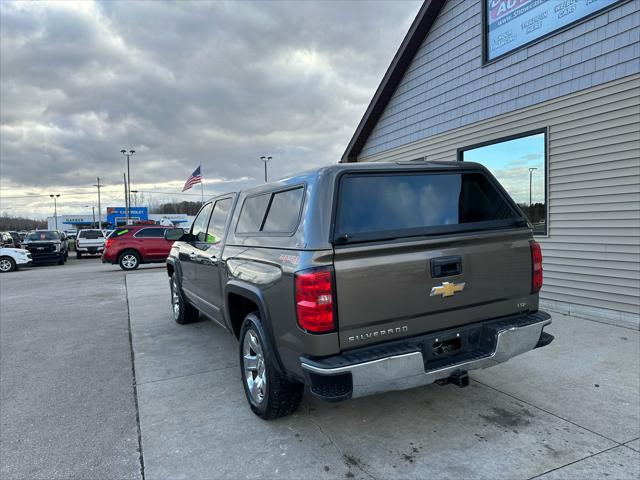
<box><xmin>106</xmin><ymin>206</ymin><xmax>148</xmax><ymax>226</ymax></box>
<box><xmin>485</xmin><ymin>0</ymin><xmax>622</xmax><ymax>61</ymax></box>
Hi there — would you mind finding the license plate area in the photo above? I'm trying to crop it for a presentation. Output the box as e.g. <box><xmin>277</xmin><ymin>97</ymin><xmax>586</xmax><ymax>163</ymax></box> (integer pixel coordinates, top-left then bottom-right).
<box><xmin>433</xmin><ymin>336</ymin><xmax>461</xmax><ymax>356</ymax></box>
<box><xmin>421</xmin><ymin>324</ymin><xmax>495</xmax><ymax>371</ymax></box>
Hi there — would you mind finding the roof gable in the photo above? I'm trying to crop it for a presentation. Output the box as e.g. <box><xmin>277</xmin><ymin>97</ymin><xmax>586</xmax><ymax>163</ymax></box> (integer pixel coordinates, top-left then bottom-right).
<box><xmin>340</xmin><ymin>0</ymin><xmax>446</xmax><ymax>163</ymax></box>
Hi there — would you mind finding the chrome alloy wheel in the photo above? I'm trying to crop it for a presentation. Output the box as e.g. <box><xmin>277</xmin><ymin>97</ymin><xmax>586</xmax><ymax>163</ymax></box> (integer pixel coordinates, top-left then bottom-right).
<box><xmin>0</xmin><ymin>258</ymin><xmax>12</xmax><ymax>272</ymax></box>
<box><xmin>243</xmin><ymin>330</ymin><xmax>267</xmax><ymax>404</ymax></box>
<box><xmin>122</xmin><ymin>254</ymin><xmax>138</xmax><ymax>269</ymax></box>
<box><xmin>171</xmin><ymin>279</ymin><xmax>180</xmax><ymax>320</ymax></box>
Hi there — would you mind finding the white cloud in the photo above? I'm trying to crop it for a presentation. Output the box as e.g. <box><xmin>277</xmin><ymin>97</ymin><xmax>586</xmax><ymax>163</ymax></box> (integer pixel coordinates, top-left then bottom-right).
<box><xmin>1</xmin><ymin>0</ymin><xmax>421</xmax><ymax>217</ymax></box>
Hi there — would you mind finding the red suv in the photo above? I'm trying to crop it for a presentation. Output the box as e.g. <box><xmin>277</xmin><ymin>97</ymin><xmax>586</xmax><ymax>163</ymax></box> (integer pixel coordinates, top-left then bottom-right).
<box><xmin>102</xmin><ymin>225</ymin><xmax>176</xmax><ymax>271</ymax></box>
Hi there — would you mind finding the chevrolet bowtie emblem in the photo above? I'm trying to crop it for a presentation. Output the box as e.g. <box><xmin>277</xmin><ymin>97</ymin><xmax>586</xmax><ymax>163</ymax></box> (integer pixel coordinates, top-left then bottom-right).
<box><xmin>430</xmin><ymin>281</ymin><xmax>465</xmax><ymax>298</ymax></box>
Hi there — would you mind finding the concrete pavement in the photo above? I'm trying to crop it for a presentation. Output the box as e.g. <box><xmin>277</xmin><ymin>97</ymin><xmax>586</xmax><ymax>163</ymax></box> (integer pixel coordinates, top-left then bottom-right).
<box><xmin>0</xmin><ymin>257</ymin><xmax>152</xmax><ymax>479</ymax></box>
<box><xmin>1</xmin><ymin>258</ymin><xmax>638</xmax><ymax>479</ymax></box>
<box><xmin>127</xmin><ymin>271</ymin><xmax>640</xmax><ymax>480</ymax></box>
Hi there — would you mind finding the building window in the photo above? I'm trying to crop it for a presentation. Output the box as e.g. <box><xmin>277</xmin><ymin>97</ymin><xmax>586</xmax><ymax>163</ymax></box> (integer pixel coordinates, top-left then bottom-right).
<box><xmin>459</xmin><ymin>129</ymin><xmax>547</xmax><ymax>235</ymax></box>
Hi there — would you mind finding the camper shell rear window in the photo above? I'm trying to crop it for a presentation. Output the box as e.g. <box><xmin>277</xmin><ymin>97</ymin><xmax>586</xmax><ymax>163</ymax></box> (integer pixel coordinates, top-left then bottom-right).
<box><xmin>334</xmin><ymin>170</ymin><xmax>525</xmax><ymax>244</ymax></box>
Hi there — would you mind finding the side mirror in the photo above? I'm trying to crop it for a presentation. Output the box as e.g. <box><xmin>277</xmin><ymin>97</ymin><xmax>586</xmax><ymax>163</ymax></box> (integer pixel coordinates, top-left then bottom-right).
<box><xmin>164</xmin><ymin>228</ymin><xmax>185</xmax><ymax>241</ymax></box>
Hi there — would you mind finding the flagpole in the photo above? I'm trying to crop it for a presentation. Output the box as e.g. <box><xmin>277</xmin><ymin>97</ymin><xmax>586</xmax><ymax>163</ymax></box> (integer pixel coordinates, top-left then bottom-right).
<box><xmin>200</xmin><ymin>165</ymin><xmax>204</xmax><ymax>204</ymax></box>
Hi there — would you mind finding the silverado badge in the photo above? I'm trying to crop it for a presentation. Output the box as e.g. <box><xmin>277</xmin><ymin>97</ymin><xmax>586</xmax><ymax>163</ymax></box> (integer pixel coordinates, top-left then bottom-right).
<box><xmin>430</xmin><ymin>281</ymin><xmax>465</xmax><ymax>298</ymax></box>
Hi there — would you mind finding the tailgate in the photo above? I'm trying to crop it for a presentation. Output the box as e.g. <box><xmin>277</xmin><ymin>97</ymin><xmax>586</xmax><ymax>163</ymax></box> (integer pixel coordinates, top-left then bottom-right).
<box><xmin>77</xmin><ymin>234</ymin><xmax>105</xmax><ymax>248</ymax></box>
<box><xmin>333</xmin><ymin>230</ymin><xmax>534</xmax><ymax>349</ymax></box>
<box><xmin>331</xmin><ymin>167</ymin><xmax>534</xmax><ymax>350</ymax></box>
<box><xmin>78</xmin><ymin>239</ymin><xmax>104</xmax><ymax>246</ymax></box>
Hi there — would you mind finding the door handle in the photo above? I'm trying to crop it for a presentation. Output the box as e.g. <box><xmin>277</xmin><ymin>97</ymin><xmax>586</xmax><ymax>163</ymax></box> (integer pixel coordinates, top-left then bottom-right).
<box><xmin>189</xmin><ymin>252</ymin><xmax>198</xmax><ymax>260</ymax></box>
<box><xmin>431</xmin><ymin>256</ymin><xmax>462</xmax><ymax>278</ymax></box>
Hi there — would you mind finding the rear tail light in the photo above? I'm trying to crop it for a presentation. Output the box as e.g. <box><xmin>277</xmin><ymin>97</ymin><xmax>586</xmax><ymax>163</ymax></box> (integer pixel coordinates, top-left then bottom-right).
<box><xmin>295</xmin><ymin>267</ymin><xmax>336</xmax><ymax>333</ymax></box>
<box><xmin>530</xmin><ymin>240</ymin><xmax>543</xmax><ymax>294</ymax></box>
<box><xmin>105</xmin><ymin>238</ymin><xmax>114</xmax><ymax>249</ymax></box>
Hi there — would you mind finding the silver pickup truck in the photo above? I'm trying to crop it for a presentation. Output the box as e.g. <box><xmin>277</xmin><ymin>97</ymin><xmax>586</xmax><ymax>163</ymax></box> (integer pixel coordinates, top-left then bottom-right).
<box><xmin>165</xmin><ymin>161</ymin><xmax>553</xmax><ymax>419</ymax></box>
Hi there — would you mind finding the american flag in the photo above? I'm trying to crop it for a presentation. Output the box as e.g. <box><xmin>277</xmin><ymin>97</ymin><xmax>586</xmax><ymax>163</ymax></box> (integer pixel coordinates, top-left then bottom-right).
<box><xmin>182</xmin><ymin>166</ymin><xmax>202</xmax><ymax>192</ymax></box>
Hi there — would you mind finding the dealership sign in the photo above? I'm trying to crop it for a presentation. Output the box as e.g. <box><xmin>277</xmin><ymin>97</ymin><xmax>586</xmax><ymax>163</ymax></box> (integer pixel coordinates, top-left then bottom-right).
<box><xmin>106</xmin><ymin>206</ymin><xmax>149</xmax><ymax>225</ymax></box>
<box><xmin>485</xmin><ymin>0</ymin><xmax>622</xmax><ymax>61</ymax></box>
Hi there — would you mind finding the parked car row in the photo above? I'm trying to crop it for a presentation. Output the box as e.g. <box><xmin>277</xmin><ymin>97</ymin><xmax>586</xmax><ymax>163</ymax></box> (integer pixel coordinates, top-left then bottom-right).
<box><xmin>0</xmin><ymin>229</ymin><xmax>71</xmax><ymax>272</ymax></box>
<box><xmin>1</xmin><ymin>226</ymin><xmax>180</xmax><ymax>273</ymax></box>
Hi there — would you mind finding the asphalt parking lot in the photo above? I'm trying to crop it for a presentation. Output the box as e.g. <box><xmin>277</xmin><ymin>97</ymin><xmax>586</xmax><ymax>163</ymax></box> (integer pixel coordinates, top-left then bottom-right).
<box><xmin>1</xmin><ymin>258</ymin><xmax>639</xmax><ymax>479</ymax></box>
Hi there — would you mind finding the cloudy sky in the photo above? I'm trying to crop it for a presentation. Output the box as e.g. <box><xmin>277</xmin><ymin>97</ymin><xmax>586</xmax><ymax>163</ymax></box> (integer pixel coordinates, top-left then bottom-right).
<box><xmin>0</xmin><ymin>0</ymin><xmax>421</xmax><ymax>218</ymax></box>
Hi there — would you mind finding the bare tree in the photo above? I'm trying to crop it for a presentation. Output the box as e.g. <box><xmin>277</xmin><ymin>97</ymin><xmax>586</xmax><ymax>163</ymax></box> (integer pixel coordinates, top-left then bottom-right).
<box><xmin>149</xmin><ymin>200</ymin><xmax>202</xmax><ymax>215</ymax></box>
<box><xmin>0</xmin><ymin>215</ymin><xmax>47</xmax><ymax>231</ymax></box>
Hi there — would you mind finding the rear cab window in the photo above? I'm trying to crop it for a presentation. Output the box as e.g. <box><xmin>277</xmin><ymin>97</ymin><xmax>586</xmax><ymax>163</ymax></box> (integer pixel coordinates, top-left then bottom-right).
<box><xmin>236</xmin><ymin>186</ymin><xmax>304</xmax><ymax>235</ymax></box>
<box><xmin>334</xmin><ymin>171</ymin><xmax>525</xmax><ymax>244</ymax></box>
<box><xmin>78</xmin><ymin>230</ymin><xmax>104</xmax><ymax>239</ymax></box>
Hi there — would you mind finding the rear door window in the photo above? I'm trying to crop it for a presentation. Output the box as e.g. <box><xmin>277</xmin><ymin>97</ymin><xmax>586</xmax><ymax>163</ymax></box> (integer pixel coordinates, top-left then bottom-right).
<box><xmin>335</xmin><ymin>171</ymin><xmax>521</xmax><ymax>243</ymax></box>
<box><xmin>236</xmin><ymin>194</ymin><xmax>271</xmax><ymax>233</ymax></box>
<box><xmin>134</xmin><ymin>228</ymin><xmax>165</xmax><ymax>238</ymax></box>
<box><xmin>206</xmin><ymin>198</ymin><xmax>232</xmax><ymax>244</ymax></box>
<box><xmin>262</xmin><ymin>188</ymin><xmax>304</xmax><ymax>233</ymax></box>
<box><xmin>191</xmin><ymin>203</ymin><xmax>213</xmax><ymax>242</ymax></box>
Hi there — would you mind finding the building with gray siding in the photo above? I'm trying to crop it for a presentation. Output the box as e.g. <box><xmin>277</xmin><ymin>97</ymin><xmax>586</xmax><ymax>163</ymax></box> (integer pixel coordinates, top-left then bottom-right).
<box><xmin>342</xmin><ymin>0</ymin><xmax>639</xmax><ymax>326</ymax></box>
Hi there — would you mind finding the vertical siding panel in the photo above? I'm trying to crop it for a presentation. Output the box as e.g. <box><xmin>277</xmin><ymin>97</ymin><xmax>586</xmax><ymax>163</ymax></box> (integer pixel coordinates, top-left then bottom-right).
<box><xmin>358</xmin><ymin>75</ymin><xmax>640</xmax><ymax>324</ymax></box>
<box><xmin>360</xmin><ymin>0</ymin><xmax>640</xmax><ymax>159</ymax></box>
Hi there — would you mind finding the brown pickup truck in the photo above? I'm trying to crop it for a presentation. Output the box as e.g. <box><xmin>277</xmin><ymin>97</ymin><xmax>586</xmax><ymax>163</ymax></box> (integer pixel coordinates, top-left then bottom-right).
<box><xmin>165</xmin><ymin>161</ymin><xmax>552</xmax><ymax>419</ymax></box>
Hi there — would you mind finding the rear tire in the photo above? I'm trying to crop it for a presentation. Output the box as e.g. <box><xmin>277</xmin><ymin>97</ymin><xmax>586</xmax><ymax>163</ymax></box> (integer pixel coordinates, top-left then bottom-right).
<box><xmin>76</xmin><ymin>252</ymin><xmax>82</xmax><ymax>259</ymax></box>
<box><xmin>119</xmin><ymin>250</ymin><xmax>140</xmax><ymax>271</ymax></box>
<box><xmin>239</xmin><ymin>312</ymin><xmax>303</xmax><ymax>420</ymax></box>
<box><xmin>0</xmin><ymin>256</ymin><xmax>16</xmax><ymax>273</ymax></box>
<box><xmin>170</xmin><ymin>274</ymin><xmax>199</xmax><ymax>324</ymax></box>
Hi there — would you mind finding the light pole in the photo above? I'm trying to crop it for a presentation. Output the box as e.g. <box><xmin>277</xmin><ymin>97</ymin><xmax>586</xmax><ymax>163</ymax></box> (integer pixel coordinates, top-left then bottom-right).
<box><xmin>260</xmin><ymin>156</ymin><xmax>272</xmax><ymax>183</ymax></box>
<box><xmin>121</xmin><ymin>149</ymin><xmax>135</xmax><ymax>223</ymax></box>
<box><xmin>49</xmin><ymin>194</ymin><xmax>60</xmax><ymax>230</ymax></box>
<box><xmin>92</xmin><ymin>177</ymin><xmax>103</xmax><ymax>230</ymax></box>
<box><xmin>529</xmin><ymin>167</ymin><xmax>538</xmax><ymax>206</ymax></box>
<box><xmin>84</xmin><ymin>205</ymin><xmax>96</xmax><ymax>227</ymax></box>
<box><xmin>123</xmin><ymin>173</ymin><xmax>128</xmax><ymax>225</ymax></box>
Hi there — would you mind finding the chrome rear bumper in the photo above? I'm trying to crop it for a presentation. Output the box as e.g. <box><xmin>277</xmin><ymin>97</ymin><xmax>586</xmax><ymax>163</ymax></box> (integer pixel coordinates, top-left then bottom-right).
<box><xmin>301</xmin><ymin>313</ymin><xmax>552</xmax><ymax>400</ymax></box>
